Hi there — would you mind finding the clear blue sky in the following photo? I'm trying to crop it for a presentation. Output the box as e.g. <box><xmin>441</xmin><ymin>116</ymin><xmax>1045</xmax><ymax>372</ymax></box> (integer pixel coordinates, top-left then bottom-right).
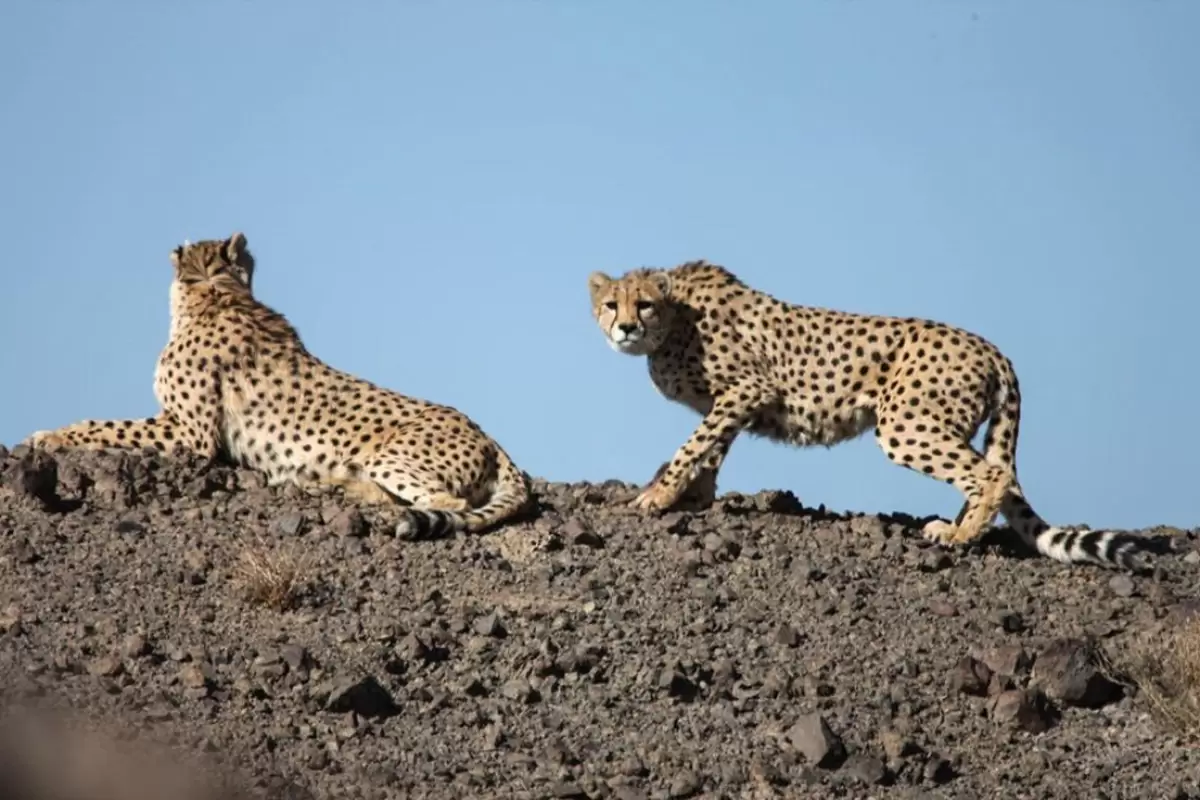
<box><xmin>2</xmin><ymin>1</ymin><xmax>1196</xmax><ymax>531</ymax></box>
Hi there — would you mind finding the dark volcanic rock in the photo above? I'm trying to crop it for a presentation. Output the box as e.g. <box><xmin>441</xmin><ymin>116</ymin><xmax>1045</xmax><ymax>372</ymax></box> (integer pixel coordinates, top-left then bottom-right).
<box><xmin>787</xmin><ymin>713</ymin><xmax>847</xmax><ymax>769</ymax></box>
<box><xmin>1032</xmin><ymin>638</ymin><xmax>1121</xmax><ymax>708</ymax></box>
<box><xmin>981</xmin><ymin>644</ymin><xmax>1032</xmax><ymax>679</ymax></box>
<box><xmin>988</xmin><ymin>688</ymin><xmax>1057</xmax><ymax>733</ymax></box>
<box><xmin>3</xmin><ymin>451</ymin><xmax>58</xmax><ymax>506</ymax></box>
<box><xmin>325</xmin><ymin>676</ymin><xmax>398</xmax><ymax>718</ymax></box>
<box><xmin>951</xmin><ymin>655</ymin><xmax>993</xmax><ymax>696</ymax></box>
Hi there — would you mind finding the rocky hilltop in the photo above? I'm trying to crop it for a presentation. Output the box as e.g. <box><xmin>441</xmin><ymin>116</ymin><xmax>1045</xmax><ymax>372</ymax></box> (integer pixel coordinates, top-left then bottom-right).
<box><xmin>0</xmin><ymin>446</ymin><xmax>1197</xmax><ymax>799</ymax></box>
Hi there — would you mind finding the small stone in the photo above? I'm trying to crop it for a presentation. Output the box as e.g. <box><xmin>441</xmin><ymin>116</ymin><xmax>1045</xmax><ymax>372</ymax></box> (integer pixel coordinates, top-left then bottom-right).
<box><xmin>281</xmin><ymin>644</ymin><xmax>312</xmax><ymax>673</ymax></box>
<box><xmin>306</xmin><ymin>747</ymin><xmax>329</xmax><ymax>771</ymax></box>
<box><xmin>701</xmin><ymin>532</ymin><xmax>740</xmax><ymax>560</ymax></box>
<box><xmin>924</xmin><ymin>756</ymin><xmax>955</xmax><ymax>785</ymax></box>
<box><xmin>988</xmin><ymin>672</ymin><xmax>1015</xmax><ymax>696</ymax></box>
<box><xmin>1109</xmin><ymin>574</ymin><xmax>1136</xmax><ymax>598</ymax></box>
<box><xmin>1183</xmin><ymin>551</ymin><xmax>1200</xmax><ymax>565</ymax></box>
<box><xmin>0</xmin><ymin>605</ymin><xmax>23</xmax><ymax>635</ymax></box>
<box><xmin>616</xmin><ymin>756</ymin><xmax>648</xmax><ymax>777</ymax></box>
<box><xmin>982</xmin><ymin>645</ymin><xmax>1031</xmax><ymax>678</ymax></box>
<box><xmin>3</xmin><ymin>452</ymin><xmax>58</xmax><ymax>505</ymax></box>
<box><xmin>928</xmin><ymin>600</ymin><xmax>958</xmax><ymax>618</ymax></box>
<box><xmin>668</xmin><ymin>770</ymin><xmax>702</xmax><ymax>797</ymax></box>
<box><xmin>920</xmin><ymin>552</ymin><xmax>953</xmax><ymax>572</ymax></box>
<box><xmin>659</xmin><ymin>669</ymin><xmax>698</xmax><ymax>702</ymax></box>
<box><xmin>1169</xmin><ymin>600</ymin><xmax>1200</xmax><ymax>623</ymax></box>
<box><xmin>87</xmin><ymin>656</ymin><xmax>123</xmax><ymax>677</ymax></box>
<box><xmin>8</xmin><ymin>538</ymin><xmax>38</xmax><ymax>565</ymax></box>
<box><xmin>786</xmin><ymin>713</ymin><xmax>846</xmax><ymax>769</ymax></box>
<box><xmin>183</xmin><ymin>549</ymin><xmax>211</xmax><ymax>582</ymax></box>
<box><xmin>329</xmin><ymin>509</ymin><xmax>367</xmax><ymax>538</ymax></box>
<box><xmin>179</xmin><ymin>664</ymin><xmax>212</xmax><ymax>690</ymax></box>
<box><xmin>473</xmin><ymin>612</ymin><xmax>507</xmax><ymax>638</ymax></box>
<box><xmin>712</xmin><ymin>657</ymin><xmax>737</xmax><ymax>686</ymax></box>
<box><xmin>115</xmin><ymin>518</ymin><xmax>146</xmax><ymax>536</ymax></box>
<box><xmin>880</xmin><ymin>729</ymin><xmax>918</xmax><ymax>760</ymax></box>
<box><xmin>749</xmin><ymin>758</ymin><xmax>785</xmax><ymax>786</ymax></box>
<box><xmin>845</xmin><ymin>754</ymin><xmax>888</xmax><ymax>785</ymax></box>
<box><xmin>254</xmin><ymin>652</ymin><xmax>288</xmax><ymax>680</ymax></box>
<box><xmin>549</xmin><ymin>782</ymin><xmax>587</xmax><ymax>799</ymax></box>
<box><xmin>121</xmin><ymin>634</ymin><xmax>150</xmax><ymax>658</ymax></box>
<box><xmin>500</xmin><ymin>677</ymin><xmax>540</xmax><ymax>703</ymax></box>
<box><xmin>613</xmin><ymin>789</ymin><xmax>648</xmax><ymax>800</ymax></box>
<box><xmin>1032</xmin><ymin>638</ymin><xmax>1120</xmax><ymax>708</ymax></box>
<box><xmin>989</xmin><ymin>688</ymin><xmax>1055</xmax><ymax>733</ymax></box>
<box><xmin>395</xmin><ymin>634</ymin><xmax>430</xmax><ymax>664</ymax></box>
<box><xmin>562</xmin><ymin>518</ymin><xmax>604</xmax><ymax>548</ymax></box>
<box><xmin>775</xmin><ymin>624</ymin><xmax>802</xmax><ymax>647</ymax></box>
<box><xmin>326</xmin><ymin>675</ymin><xmax>398</xmax><ymax>717</ymax></box>
<box><xmin>950</xmin><ymin>656</ymin><xmax>992</xmax><ymax>696</ymax></box>
<box><xmin>997</xmin><ymin>611</ymin><xmax>1025</xmax><ymax>632</ymax></box>
<box><xmin>273</xmin><ymin>512</ymin><xmax>307</xmax><ymax>536</ymax></box>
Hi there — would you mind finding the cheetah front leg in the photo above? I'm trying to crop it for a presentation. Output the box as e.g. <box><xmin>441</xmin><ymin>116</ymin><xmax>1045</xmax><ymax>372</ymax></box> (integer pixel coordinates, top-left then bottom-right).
<box><xmin>647</xmin><ymin>436</ymin><xmax>731</xmax><ymax>510</ymax></box>
<box><xmin>23</xmin><ymin>413</ymin><xmax>217</xmax><ymax>457</ymax></box>
<box><xmin>24</xmin><ymin>379</ymin><xmax>224</xmax><ymax>459</ymax></box>
<box><xmin>634</xmin><ymin>380</ymin><xmax>774</xmax><ymax>513</ymax></box>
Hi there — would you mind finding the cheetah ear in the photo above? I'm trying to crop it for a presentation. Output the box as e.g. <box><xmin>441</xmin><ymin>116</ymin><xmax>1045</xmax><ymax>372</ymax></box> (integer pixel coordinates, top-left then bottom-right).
<box><xmin>225</xmin><ymin>231</ymin><xmax>248</xmax><ymax>261</ymax></box>
<box><xmin>170</xmin><ymin>242</ymin><xmax>187</xmax><ymax>268</ymax></box>
<box><xmin>587</xmin><ymin>271</ymin><xmax>613</xmax><ymax>300</ymax></box>
<box><xmin>648</xmin><ymin>271</ymin><xmax>673</xmax><ymax>298</ymax></box>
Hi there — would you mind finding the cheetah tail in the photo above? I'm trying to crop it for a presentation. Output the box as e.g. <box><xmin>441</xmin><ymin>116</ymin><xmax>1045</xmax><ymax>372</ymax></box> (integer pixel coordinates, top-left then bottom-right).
<box><xmin>984</xmin><ymin>367</ymin><xmax>1151</xmax><ymax>571</ymax></box>
<box><xmin>1004</xmin><ymin>491</ymin><xmax>1151</xmax><ymax>571</ymax></box>
<box><xmin>395</xmin><ymin>445</ymin><xmax>532</xmax><ymax>541</ymax></box>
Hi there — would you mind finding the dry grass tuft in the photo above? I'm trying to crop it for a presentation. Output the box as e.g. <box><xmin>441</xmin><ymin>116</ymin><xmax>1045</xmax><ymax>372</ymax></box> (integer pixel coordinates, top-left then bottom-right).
<box><xmin>233</xmin><ymin>540</ymin><xmax>310</xmax><ymax>611</ymax></box>
<box><xmin>1114</xmin><ymin>615</ymin><xmax>1200</xmax><ymax>735</ymax></box>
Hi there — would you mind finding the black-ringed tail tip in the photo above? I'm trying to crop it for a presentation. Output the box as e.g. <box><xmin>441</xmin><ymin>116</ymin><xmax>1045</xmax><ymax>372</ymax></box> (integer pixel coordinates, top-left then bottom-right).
<box><xmin>395</xmin><ymin>511</ymin><xmax>458</xmax><ymax>541</ymax></box>
<box><xmin>1033</xmin><ymin>526</ymin><xmax>1151</xmax><ymax>571</ymax></box>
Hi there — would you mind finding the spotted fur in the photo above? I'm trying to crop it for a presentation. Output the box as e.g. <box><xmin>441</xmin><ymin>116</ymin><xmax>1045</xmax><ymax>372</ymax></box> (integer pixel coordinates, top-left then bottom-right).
<box><xmin>25</xmin><ymin>232</ymin><xmax>531</xmax><ymax>539</ymax></box>
<box><xmin>588</xmin><ymin>261</ymin><xmax>1150</xmax><ymax>570</ymax></box>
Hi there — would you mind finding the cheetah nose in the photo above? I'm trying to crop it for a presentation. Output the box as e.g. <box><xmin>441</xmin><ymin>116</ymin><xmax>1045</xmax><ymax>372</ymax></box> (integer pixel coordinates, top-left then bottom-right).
<box><xmin>617</xmin><ymin>323</ymin><xmax>638</xmax><ymax>334</ymax></box>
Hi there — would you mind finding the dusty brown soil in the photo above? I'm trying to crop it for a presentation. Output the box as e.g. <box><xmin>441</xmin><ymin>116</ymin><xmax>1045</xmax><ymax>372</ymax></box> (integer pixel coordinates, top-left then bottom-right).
<box><xmin>0</xmin><ymin>445</ymin><xmax>1197</xmax><ymax>800</ymax></box>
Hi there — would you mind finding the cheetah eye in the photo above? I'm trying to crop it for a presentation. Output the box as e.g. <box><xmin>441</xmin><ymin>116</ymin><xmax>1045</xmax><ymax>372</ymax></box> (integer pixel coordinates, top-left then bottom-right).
<box><xmin>604</xmin><ymin>301</ymin><xmax>618</xmax><ymax>311</ymax></box>
<box><xmin>635</xmin><ymin>300</ymin><xmax>655</xmax><ymax>312</ymax></box>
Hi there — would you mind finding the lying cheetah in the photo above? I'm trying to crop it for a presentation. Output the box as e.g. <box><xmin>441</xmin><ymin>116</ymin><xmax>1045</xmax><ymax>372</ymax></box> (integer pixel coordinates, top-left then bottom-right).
<box><xmin>588</xmin><ymin>261</ymin><xmax>1149</xmax><ymax>570</ymax></box>
<box><xmin>24</xmin><ymin>232</ymin><xmax>531</xmax><ymax>539</ymax></box>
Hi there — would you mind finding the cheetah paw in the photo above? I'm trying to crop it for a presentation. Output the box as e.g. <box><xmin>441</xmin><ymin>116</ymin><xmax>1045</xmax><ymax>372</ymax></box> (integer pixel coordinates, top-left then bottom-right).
<box><xmin>631</xmin><ymin>480</ymin><xmax>682</xmax><ymax>513</ymax></box>
<box><xmin>921</xmin><ymin>519</ymin><xmax>958</xmax><ymax>546</ymax></box>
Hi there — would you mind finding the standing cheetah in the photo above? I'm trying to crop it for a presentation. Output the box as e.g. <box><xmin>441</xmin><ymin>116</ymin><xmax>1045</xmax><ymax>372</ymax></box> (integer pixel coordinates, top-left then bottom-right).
<box><xmin>24</xmin><ymin>232</ymin><xmax>531</xmax><ymax>539</ymax></box>
<box><xmin>588</xmin><ymin>261</ymin><xmax>1149</xmax><ymax>570</ymax></box>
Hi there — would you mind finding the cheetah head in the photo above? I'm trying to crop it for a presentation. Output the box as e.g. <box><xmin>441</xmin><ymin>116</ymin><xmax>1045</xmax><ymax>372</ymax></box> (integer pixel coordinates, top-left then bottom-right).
<box><xmin>587</xmin><ymin>269</ymin><xmax>674</xmax><ymax>356</ymax></box>
<box><xmin>169</xmin><ymin>232</ymin><xmax>255</xmax><ymax>292</ymax></box>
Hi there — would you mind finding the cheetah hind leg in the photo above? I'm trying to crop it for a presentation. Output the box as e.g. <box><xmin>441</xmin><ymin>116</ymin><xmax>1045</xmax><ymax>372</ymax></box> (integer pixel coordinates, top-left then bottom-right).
<box><xmin>313</xmin><ymin>472</ymin><xmax>470</xmax><ymax>517</ymax></box>
<box><xmin>917</xmin><ymin>466</ymin><xmax>1011</xmax><ymax>548</ymax></box>
<box><xmin>362</xmin><ymin>460</ymin><xmax>477</xmax><ymax>539</ymax></box>
<box><xmin>321</xmin><ymin>476</ymin><xmax>395</xmax><ymax>506</ymax></box>
<box><xmin>875</xmin><ymin>423</ymin><xmax>1012</xmax><ymax>548</ymax></box>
